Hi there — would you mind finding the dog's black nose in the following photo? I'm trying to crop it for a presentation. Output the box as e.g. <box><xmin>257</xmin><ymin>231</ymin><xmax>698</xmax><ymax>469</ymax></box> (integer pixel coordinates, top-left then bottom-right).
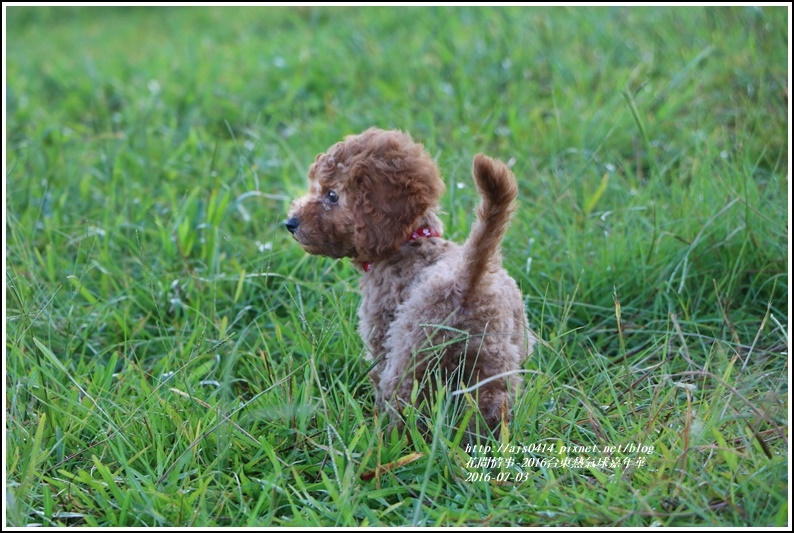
<box><xmin>285</xmin><ymin>217</ymin><xmax>300</xmax><ymax>234</ymax></box>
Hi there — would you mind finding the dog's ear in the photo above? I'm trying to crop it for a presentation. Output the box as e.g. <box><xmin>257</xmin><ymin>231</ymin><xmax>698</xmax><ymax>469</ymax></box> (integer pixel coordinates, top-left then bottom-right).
<box><xmin>349</xmin><ymin>157</ymin><xmax>444</xmax><ymax>262</ymax></box>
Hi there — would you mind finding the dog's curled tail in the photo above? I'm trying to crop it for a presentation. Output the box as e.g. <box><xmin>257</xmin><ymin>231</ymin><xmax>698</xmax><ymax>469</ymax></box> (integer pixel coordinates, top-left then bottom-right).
<box><xmin>459</xmin><ymin>154</ymin><xmax>518</xmax><ymax>295</ymax></box>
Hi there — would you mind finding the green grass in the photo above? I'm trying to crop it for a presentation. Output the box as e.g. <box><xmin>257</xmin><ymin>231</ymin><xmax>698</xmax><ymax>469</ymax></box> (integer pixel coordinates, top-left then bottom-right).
<box><xmin>5</xmin><ymin>5</ymin><xmax>789</xmax><ymax>527</ymax></box>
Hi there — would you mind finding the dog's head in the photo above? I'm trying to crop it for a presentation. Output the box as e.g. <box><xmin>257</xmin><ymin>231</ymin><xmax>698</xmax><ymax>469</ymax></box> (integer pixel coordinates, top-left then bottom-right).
<box><xmin>286</xmin><ymin>128</ymin><xmax>445</xmax><ymax>263</ymax></box>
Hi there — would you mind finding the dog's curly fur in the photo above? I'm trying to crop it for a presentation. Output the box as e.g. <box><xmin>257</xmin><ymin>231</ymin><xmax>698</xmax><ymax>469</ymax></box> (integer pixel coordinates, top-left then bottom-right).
<box><xmin>286</xmin><ymin>128</ymin><xmax>534</xmax><ymax>435</ymax></box>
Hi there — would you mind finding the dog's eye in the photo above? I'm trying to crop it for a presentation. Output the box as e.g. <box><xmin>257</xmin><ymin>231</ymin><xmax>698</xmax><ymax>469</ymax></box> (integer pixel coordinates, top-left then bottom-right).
<box><xmin>327</xmin><ymin>190</ymin><xmax>339</xmax><ymax>203</ymax></box>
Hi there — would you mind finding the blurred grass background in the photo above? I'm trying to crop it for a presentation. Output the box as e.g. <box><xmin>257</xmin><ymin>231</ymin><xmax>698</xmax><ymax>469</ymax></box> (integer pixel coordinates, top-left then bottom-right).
<box><xmin>5</xmin><ymin>6</ymin><xmax>789</xmax><ymax>527</ymax></box>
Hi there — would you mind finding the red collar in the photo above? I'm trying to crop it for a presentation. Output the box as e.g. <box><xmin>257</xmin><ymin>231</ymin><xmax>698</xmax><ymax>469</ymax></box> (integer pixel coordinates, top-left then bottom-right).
<box><xmin>362</xmin><ymin>226</ymin><xmax>441</xmax><ymax>273</ymax></box>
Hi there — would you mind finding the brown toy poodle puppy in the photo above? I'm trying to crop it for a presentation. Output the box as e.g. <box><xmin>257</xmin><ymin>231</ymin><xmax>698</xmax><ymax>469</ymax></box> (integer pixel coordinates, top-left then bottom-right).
<box><xmin>286</xmin><ymin>128</ymin><xmax>534</xmax><ymax>436</ymax></box>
